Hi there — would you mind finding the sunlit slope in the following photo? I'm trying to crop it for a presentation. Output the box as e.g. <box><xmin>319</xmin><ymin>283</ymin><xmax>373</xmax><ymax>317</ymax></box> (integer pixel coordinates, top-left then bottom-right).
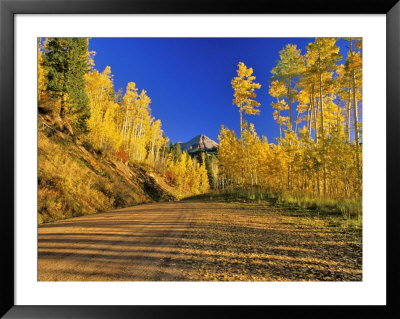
<box><xmin>38</xmin><ymin>117</ymin><xmax>175</xmax><ymax>224</ymax></box>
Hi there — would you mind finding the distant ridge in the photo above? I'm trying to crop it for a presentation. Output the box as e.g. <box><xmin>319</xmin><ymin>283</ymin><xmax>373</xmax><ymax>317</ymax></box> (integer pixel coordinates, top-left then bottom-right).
<box><xmin>178</xmin><ymin>134</ymin><xmax>218</xmax><ymax>152</ymax></box>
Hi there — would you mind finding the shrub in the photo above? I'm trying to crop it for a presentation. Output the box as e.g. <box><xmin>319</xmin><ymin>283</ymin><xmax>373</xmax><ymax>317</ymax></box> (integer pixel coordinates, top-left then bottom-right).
<box><xmin>165</xmin><ymin>170</ymin><xmax>176</xmax><ymax>186</ymax></box>
<box><xmin>115</xmin><ymin>149</ymin><xmax>129</xmax><ymax>163</ymax></box>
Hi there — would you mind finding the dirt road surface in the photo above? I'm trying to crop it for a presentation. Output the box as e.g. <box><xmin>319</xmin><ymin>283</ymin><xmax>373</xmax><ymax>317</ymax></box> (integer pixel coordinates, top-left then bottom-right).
<box><xmin>38</xmin><ymin>201</ymin><xmax>362</xmax><ymax>281</ymax></box>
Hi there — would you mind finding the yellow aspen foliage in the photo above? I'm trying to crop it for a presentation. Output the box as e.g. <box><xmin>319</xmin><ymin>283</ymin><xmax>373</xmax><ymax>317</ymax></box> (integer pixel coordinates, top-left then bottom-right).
<box><xmin>40</xmin><ymin>38</ymin><xmax>363</xmax><ymax>203</ymax></box>
<box><xmin>271</xmin><ymin>44</ymin><xmax>304</xmax><ymax>131</ymax></box>
<box><xmin>219</xmin><ymin>39</ymin><xmax>362</xmax><ymax>200</ymax></box>
<box><xmin>269</xmin><ymin>80</ymin><xmax>289</xmax><ymax>139</ymax></box>
<box><xmin>231</xmin><ymin>62</ymin><xmax>261</xmax><ymax>138</ymax></box>
<box><xmin>84</xmin><ymin>64</ymin><xmax>169</xmax><ymax>173</ymax></box>
<box><xmin>85</xmin><ymin>66</ymin><xmax>116</xmax><ymax>151</ymax></box>
<box><xmin>199</xmin><ymin>162</ymin><xmax>210</xmax><ymax>193</ymax></box>
<box><xmin>40</xmin><ymin>38</ymin><xmax>209</xmax><ymax>204</ymax></box>
<box><xmin>37</xmin><ymin>38</ymin><xmax>49</xmax><ymax>109</ymax></box>
<box><xmin>218</xmin><ymin>126</ymin><xmax>244</xmax><ymax>184</ymax></box>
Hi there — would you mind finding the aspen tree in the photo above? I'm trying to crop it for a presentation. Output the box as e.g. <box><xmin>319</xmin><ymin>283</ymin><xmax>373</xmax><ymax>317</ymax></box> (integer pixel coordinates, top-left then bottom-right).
<box><xmin>306</xmin><ymin>38</ymin><xmax>341</xmax><ymax>139</ymax></box>
<box><xmin>269</xmin><ymin>80</ymin><xmax>289</xmax><ymax>139</ymax></box>
<box><xmin>231</xmin><ymin>62</ymin><xmax>261</xmax><ymax>139</ymax></box>
<box><xmin>345</xmin><ymin>38</ymin><xmax>363</xmax><ymax>187</ymax></box>
<box><xmin>305</xmin><ymin>38</ymin><xmax>341</xmax><ymax>196</ymax></box>
<box><xmin>271</xmin><ymin>44</ymin><xmax>304</xmax><ymax>132</ymax></box>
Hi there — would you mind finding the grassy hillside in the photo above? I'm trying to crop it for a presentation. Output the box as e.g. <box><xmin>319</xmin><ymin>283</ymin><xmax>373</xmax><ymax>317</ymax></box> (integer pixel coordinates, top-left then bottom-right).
<box><xmin>38</xmin><ymin>116</ymin><xmax>176</xmax><ymax>224</ymax></box>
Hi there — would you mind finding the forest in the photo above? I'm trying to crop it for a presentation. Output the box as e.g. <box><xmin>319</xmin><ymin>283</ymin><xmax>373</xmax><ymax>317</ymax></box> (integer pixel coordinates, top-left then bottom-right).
<box><xmin>38</xmin><ymin>38</ymin><xmax>212</xmax><ymax>222</ymax></box>
<box><xmin>37</xmin><ymin>37</ymin><xmax>362</xmax><ymax>222</ymax></box>
<box><xmin>218</xmin><ymin>38</ymin><xmax>362</xmax><ymax>216</ymax></box>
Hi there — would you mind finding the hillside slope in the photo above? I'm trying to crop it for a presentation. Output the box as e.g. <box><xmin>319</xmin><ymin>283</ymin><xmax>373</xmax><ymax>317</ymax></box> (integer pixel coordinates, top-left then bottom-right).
<box><xmin>38</xmin><ymin>116</ymin><xmax>176</xmax><ymax>224</ymax></box>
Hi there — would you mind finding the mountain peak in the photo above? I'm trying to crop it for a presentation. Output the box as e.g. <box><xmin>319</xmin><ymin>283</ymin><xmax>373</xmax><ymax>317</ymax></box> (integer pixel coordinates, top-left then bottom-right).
<box><xmin>178</xmin><ymin>134</ymin><xmax>218</xmax><ymax>152</ymax></box>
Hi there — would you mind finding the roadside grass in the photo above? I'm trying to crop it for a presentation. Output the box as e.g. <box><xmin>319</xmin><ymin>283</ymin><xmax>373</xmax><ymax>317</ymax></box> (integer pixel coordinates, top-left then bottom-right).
<box><xmin>39</xmin><ymin>131</ymin><xmax>114</xmax><ymax>223</ymax></box>
<box><xmin>184</xmin><ymin>187</ymin><xmax>362</xmax><ymax>234</ymax></box>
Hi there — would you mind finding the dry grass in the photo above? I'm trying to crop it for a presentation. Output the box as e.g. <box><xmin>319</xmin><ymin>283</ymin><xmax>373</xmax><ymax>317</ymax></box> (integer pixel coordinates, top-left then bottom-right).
<box><xmin>38</xmin><ymin>128</ymin><xmax>174</xmax><ymax>224</ymax></box>
<box><xmin>186</xmin><ymin>188</ymin><xmax>362</xmax><ymax>222</ymax></box>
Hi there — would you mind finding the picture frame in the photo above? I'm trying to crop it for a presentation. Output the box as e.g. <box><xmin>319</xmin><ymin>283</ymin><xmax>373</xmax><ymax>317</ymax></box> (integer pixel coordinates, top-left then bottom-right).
<box><xmin>1</xmin><ymin>0</ymin><xmax>399</xmax><ymax>317</ymax></box>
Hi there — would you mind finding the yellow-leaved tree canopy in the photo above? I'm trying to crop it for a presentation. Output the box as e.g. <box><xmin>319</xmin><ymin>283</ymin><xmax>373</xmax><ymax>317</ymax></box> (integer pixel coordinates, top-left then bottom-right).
<box><xmin>219</xmin><ymin>38</ymin><xmax>362</xmax><ymax>200</ymax></box>
<box><xmin>38</xmin><ymin>37</ymin><xmax>212</xmax><ymax>201</ymax></box>
<box><xmin>231</xmin><ymin>62</ymin><xmax>261</xmax><ymax>139</ymax></box>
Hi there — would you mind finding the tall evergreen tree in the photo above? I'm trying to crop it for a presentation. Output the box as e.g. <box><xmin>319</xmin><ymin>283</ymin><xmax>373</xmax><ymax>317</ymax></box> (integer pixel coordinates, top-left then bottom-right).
<box><xmin>43</xmin><ymin>38</ymin><xmax>90</xmax><ymax>133</ymax></box>
<box><xmin>174</xmin><ymin>142</ymin><xmax>182</xmax><ymax>162</ymax></box>
<box><xmin>169</xmin><ymin>141</ymin><xmax>175</xmax><ymax>154</ymax></box>
<box><xmin>196</xmin><ymin>146</ymin><xmax>205</xmax><ymax>165</ymax></box>
<box><xmin>204</xmin><ymin>154</ymin><xmax>215</xmax><ymax>189</ymax></box>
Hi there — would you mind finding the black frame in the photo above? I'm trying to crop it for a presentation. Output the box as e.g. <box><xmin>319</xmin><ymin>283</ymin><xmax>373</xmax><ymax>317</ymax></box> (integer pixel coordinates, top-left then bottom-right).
<box><xmin>1</xmin><ymin>0</ymin><xmax>399</xmax><ymax>318</ymax></box>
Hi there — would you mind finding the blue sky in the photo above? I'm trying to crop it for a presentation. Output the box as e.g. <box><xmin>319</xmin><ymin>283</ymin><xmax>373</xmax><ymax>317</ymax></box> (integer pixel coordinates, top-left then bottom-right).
<box><xmin>89</xmin><ymin>38</ymin><xmax>348</xmax><ymax>144</ymax></box>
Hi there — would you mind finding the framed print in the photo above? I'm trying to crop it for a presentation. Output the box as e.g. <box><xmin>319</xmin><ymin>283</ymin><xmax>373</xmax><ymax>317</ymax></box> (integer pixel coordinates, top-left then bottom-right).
<box><xmin>1</xmin><ymin>0</ymin><xmax>399</xmax><ymax>318</ymax></box>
